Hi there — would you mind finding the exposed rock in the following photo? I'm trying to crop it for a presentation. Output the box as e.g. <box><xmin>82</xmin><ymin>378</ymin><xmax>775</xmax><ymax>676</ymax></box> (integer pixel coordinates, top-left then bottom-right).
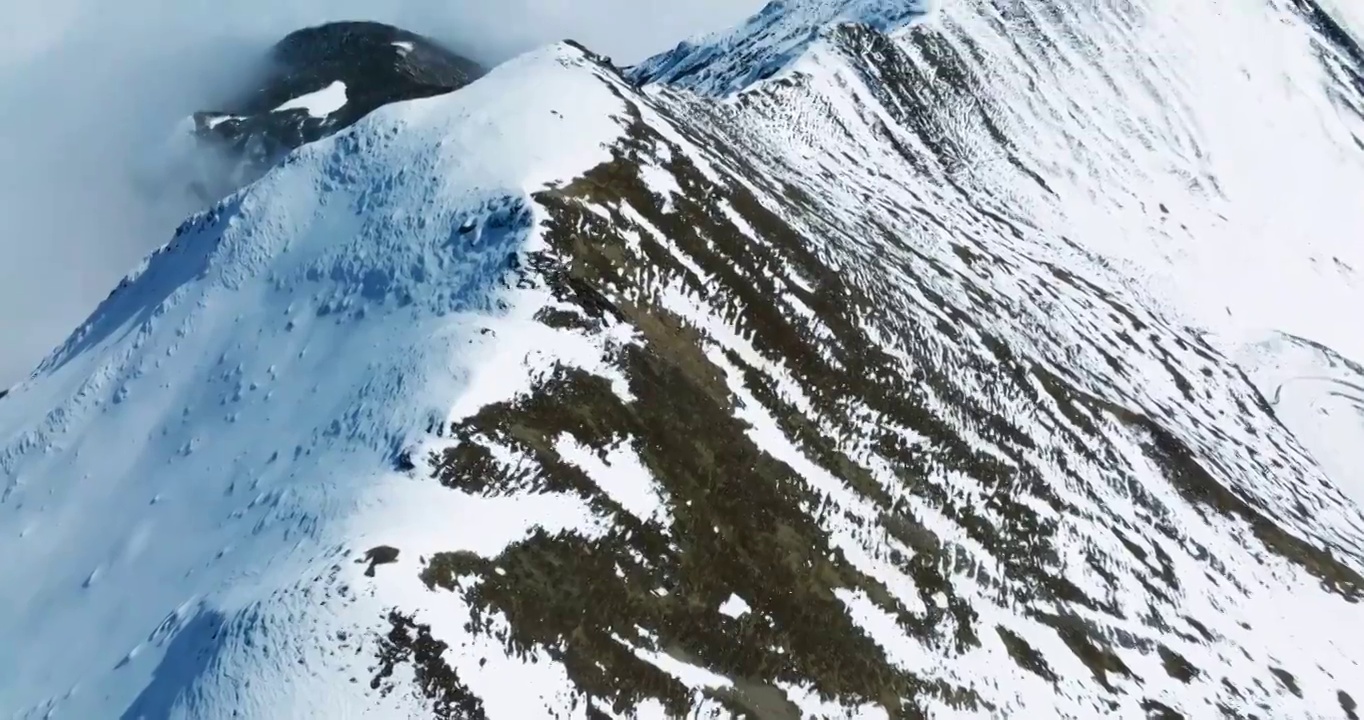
<box><xmin>187</xmin><ymin>21</ymin><xmax>485</xmax><ymax>201</ymax></box>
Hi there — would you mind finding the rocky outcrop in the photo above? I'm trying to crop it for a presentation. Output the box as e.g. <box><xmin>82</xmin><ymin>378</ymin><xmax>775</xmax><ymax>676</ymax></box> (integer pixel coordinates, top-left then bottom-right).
<box><xmin>187</xmin><ymin>21</ymin><xmax>485</xmax><ymax>201</ymax></box>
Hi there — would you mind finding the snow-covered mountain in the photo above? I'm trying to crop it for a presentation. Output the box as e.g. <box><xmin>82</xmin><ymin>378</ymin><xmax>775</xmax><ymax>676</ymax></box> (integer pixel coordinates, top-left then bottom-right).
<box><xmin>161</xmin><ymin>21</ymin><xmax>485</xmax><ymax>206</ymax></box>
<box><xmin>3</xmin><ymin>0</ymin><xmax>1364</xmax><ymax>717</ymax></box>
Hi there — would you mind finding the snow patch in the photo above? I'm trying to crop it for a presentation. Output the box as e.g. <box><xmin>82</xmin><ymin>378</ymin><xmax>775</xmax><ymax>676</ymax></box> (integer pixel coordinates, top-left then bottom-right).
<box><xmin>717</xmin><ymin>593</ymin><xmax>750</xmax><ymax>619</ymax></box>
<box><xmin>274</xmin><ymin>80</ymin><xmax>349</xmax><ymax>117</ymax></box>
<box><xmin>554</xmin><ymin>434</ymin><xmax>671</xmax><ymax>525</ymax></box>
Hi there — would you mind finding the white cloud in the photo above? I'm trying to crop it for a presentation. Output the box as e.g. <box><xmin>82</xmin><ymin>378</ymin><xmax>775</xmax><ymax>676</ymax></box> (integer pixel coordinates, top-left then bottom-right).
<box><xmin>0</xmin><ymin>0</ymin><xmax>762</xmax><ymax>387</ymax></box>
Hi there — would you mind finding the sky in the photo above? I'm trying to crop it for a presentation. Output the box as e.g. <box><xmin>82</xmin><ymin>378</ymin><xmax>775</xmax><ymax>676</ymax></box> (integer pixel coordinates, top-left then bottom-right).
<box><xmin>0</xmin><ymin>0</ymin><xmax>764</xmax><ymax>388</ymax></box>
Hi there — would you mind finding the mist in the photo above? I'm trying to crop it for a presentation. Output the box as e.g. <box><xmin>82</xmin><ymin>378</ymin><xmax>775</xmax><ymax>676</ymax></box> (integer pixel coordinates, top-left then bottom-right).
<box><xmin>0</xmin><ymin>0</ymin><xmax>762</xmax><ymax>388</ymax></box>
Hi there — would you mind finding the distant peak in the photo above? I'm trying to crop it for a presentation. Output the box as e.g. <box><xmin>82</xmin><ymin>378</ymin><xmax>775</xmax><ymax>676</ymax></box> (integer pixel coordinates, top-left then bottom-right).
<box><xmin>152</xmin><ymin>20</ymin><xmax>486</xmax><ymax>208</ymax></box>
<box><xmin>631</xmin><ymin>0</ymin><xmax>934</xmax><ymax>96</ymax></box>
<box><xmin>218</xmin><ymin>20</ymin><xmax>483</xmax><ymax>121</ymax></box>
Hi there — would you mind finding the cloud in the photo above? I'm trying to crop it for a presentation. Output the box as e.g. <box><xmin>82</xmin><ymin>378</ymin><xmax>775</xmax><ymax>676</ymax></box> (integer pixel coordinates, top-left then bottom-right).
<box><xmin>0</xmin><ymin>0</ymin><xmax>761</xmax><ymax>387</ymax></box>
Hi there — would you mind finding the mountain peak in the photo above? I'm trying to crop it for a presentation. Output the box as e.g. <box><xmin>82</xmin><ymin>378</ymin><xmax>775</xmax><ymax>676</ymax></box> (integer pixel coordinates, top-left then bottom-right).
<box><xmin>631</xmin><ymin>0</ymin><xmax>934</xmax><ymax>95</ymax></box>
<box><xmin>173</xmin><ymin>21</ymin><xmax>486</xmax><ymax>205</ymax></box>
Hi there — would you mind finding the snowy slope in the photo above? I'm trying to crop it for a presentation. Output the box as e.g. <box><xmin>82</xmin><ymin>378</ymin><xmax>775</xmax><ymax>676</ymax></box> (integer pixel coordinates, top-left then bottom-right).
<box><xmin>0</xmin><ymin>44</ymin><xmax>631</xmax><ymax>719</ymax></box>
<box><xmin>633</xmin><ymin>0</ymin><xmax>936</xmax><ymax>96</ymax></box>
<box><xmin>3</xmin><ymin>0</ymin><xmax>1364</xmax><ymax>717</ymax></box>
<box><xmin>646</xmin><ymin>0</ymin><xmax>1364</xmax><ymax>533</ymax></box>
<box><xmin>1235</xmin><ymin>333</ymin><xmax>1364</xmax><ymax>508</ymax></box>
<box><xmin>170</xmin><ymin>21</ymin><xmax>485</xmax><ymax>212</ymax></box>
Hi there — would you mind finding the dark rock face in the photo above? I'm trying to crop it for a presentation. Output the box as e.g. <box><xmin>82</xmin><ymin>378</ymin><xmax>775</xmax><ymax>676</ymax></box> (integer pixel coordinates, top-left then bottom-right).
<box><xmin>189</xmin><ymin>21</ymin><xmax>485</xmax><ymax>201</ymax></box>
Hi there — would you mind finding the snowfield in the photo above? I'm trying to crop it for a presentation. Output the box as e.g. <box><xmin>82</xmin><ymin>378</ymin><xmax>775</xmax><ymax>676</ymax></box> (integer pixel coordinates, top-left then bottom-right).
<box><xmin>2</xmin><ymin>0</ymin><xmax>1364</xmax><ymax>717</ymax></box>
<box><xmin>0</xmin><ymin>44</ymin><xmax>630</xmax><ymax>719</ymax></box>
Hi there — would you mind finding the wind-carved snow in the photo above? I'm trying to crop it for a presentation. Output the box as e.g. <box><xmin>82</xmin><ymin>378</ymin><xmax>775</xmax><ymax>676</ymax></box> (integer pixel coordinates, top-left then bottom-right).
<box><xmin>274</xmin><ymin>80</ymin><xmax>349</xmax><ymax>117</ymax></box>
<box><xmin>0</xmin><ymin>42</ymin><xmax>631</xmax><ymax>719</ymax></box>
<box><xmin>1235</xmin><ymin>332</ymin><xmax>1364</xmax><ymax>507</ymax></box>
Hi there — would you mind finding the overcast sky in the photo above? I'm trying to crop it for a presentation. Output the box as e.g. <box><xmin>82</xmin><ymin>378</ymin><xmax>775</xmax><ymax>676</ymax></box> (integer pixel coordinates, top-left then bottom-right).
<box><xmin>0</xmin><ymin>0</ymin><xmax>762</xmax><ymax>387</ymax></box>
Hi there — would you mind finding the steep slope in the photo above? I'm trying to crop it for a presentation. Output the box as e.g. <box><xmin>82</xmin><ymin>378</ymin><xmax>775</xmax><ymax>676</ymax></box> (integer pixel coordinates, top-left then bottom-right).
<box><xmin>4</xmin><ymin>0</ymin><xmax>1364</xmax><ymax>718</ymax></box>
<box><xmin>0</xmin><ymin>45</ymin><xmax>628</xmax><ymax>719</ymax></box>
<box><xmin>634</xmin><ymin>0</ymin><xmax>934</xmax><ymax>96</ymax></box>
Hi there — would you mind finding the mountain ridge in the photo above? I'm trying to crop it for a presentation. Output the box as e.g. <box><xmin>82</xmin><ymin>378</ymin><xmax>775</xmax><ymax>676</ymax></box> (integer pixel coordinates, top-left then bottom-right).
<box><xmin>629</xmin><ymin>0</ymin><xmax>935</xmax><ymax>96</ymax></box>
<box><xmin>3</xmin><ymin>0</ymin><xmax>1364</xmax><ymax>717</ymax></box>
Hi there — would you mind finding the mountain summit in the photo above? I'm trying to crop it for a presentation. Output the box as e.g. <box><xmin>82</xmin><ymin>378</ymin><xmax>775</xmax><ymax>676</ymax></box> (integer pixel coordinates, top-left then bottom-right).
<box><xmin>3</xmin><ymin>0</ymin><xmax>1364</xmax><ymax>718</ymax></box>
<box><xmin>181</xmin><ymin>21</ymin><xmax>486</xmax><ymax>203</ymax></box>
